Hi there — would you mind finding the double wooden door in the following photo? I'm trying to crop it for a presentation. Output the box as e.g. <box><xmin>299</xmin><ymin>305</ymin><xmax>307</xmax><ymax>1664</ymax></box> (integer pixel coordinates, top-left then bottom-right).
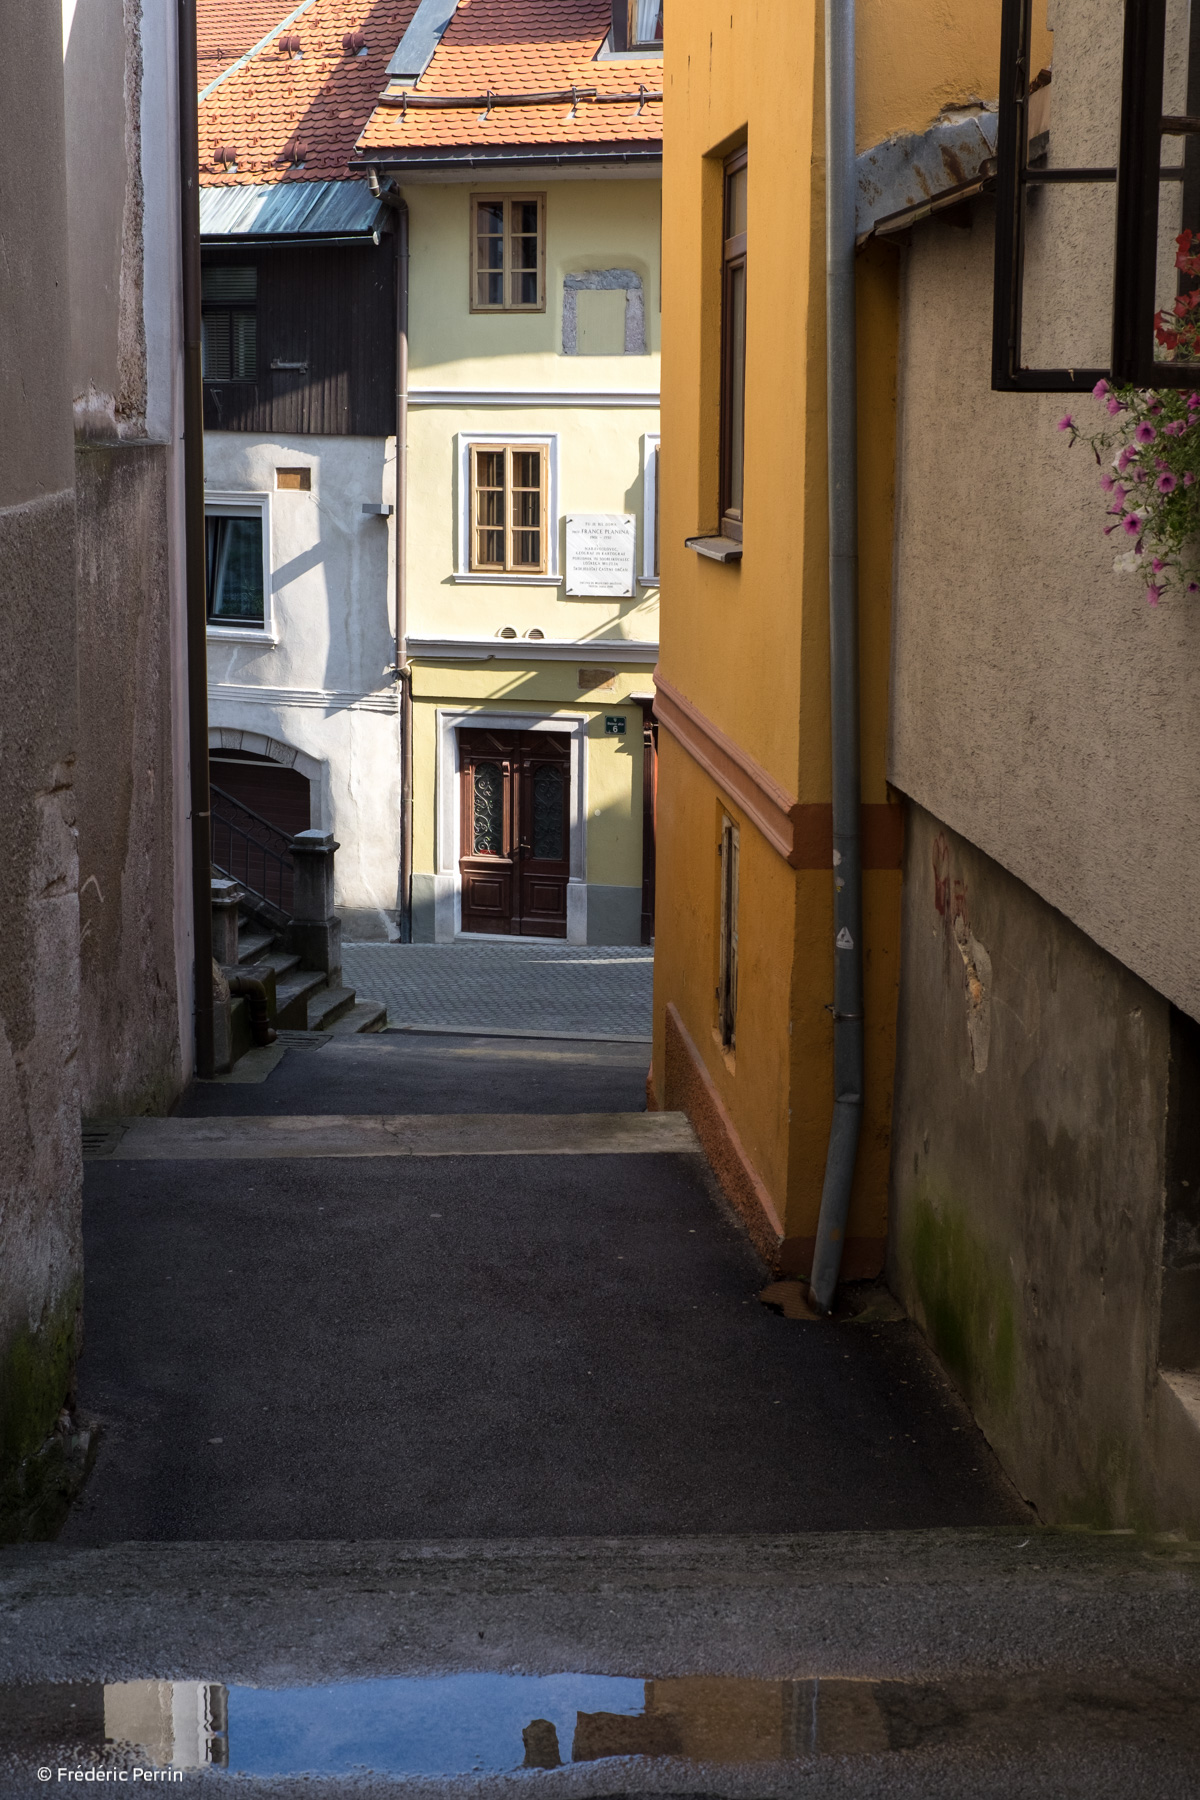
<box><xmin>458</xmin><ymin>728</ymin><xmax>571</xmax><ymax>936</ymax></box>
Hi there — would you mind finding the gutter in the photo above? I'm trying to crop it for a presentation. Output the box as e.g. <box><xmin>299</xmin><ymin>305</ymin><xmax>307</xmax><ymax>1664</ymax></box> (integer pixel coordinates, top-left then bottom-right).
<box><xmin>810</xmin><ymin>0</ymin><xmax>864</xmax><ymax>1314</ymax></box>
<box><xmin>178</xmin><ymin>0</ymin><xmax>215</xmax><ymax>1079</ymax></box>
<box><xmin>370</xmin><ymin>172</ymin><xmax>414</xmax><ymax>943</ymax></box>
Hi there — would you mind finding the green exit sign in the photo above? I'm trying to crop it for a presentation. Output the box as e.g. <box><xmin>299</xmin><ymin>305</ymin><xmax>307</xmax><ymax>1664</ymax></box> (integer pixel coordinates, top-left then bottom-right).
<box><xmin>604</xmin><ymin>715</ymin><xmax>627</xmax><ymax>735</ymax></box>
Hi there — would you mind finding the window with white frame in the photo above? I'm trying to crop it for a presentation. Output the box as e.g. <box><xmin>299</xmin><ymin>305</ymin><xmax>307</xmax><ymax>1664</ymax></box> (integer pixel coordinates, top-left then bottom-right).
<box><xmin>642</xmin><ymin>434</ymin><xmax>660</xmax><ymax>582</ymax></box>
<box><xmin>457</xmin><ymin>435</ymin><xmax>559</xmax><ymax>582</ymax></box>
<box><xmin>205</xmin><ymin>495</ymin><xmax>272</xmax><ymax>635</ymax></box>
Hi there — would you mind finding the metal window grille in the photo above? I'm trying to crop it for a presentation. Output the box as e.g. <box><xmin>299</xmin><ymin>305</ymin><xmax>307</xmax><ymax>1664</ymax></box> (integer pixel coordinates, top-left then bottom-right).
<box><xmin>993</xmin><ymin>0</ymin><xmax>1200</xmax><ymax>391</ymax></box>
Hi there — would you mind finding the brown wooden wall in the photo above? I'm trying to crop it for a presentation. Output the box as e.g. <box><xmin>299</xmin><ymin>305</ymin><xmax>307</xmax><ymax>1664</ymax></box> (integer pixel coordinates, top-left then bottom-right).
<box><xmin>202</xmin><ymin>234</ymin><xmax>396</xmax><ymax>437</ymax></box>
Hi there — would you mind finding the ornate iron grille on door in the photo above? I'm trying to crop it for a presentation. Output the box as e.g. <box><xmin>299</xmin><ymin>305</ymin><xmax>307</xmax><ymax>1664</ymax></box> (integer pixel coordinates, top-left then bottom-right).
<box><xmin>458</xmin><ymin>729</ymin><xmax>570</xmax><ymax>936</ymax></box>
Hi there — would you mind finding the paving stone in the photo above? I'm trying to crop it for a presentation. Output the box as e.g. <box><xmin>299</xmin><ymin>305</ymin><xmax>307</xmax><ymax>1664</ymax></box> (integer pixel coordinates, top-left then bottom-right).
<box><xmin>341</xmin><ymin>943</ymin><xmax>653</xmax><ymax>1039</ymax></box>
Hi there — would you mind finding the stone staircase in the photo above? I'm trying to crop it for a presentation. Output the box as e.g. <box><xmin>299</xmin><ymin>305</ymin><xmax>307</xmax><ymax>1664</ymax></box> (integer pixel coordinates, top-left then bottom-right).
<box><xmin>232</xmin><ymin>907</ymin><xmax>386</xmax><ymax>1037</ymax></box>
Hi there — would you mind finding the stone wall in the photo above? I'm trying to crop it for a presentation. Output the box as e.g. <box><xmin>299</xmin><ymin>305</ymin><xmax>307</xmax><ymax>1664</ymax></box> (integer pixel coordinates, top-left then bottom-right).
<box><xmin>0</xmin><ymin>1</ymin><xmax>84</xmax><ymax>1533</ymax></box>
<box><xmin>889</xmin><ymin>807</ymin><xmax>1200</xmax><ymax>1532</ymax></box>
<box><xmin>75</xmin><ymin>444</ymin><xmax>184</xmax><ymax>1117</ymax></box>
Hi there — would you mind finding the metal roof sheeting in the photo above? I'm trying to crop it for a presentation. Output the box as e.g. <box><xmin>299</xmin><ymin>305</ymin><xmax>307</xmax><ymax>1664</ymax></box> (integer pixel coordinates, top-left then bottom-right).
<box><xmin>199</xmin><ymin>180</ymin><xmax>385</xmax><ymax>239</ymax></box>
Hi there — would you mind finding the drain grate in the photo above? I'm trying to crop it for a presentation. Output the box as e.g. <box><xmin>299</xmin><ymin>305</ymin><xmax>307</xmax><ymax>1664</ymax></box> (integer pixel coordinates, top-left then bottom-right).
<box><xmin>274</xmin><ymin>1030</ymin><xmax>333</xmax><ymax>1050</ymax></box>
<box><xmin>82</xmin><ymin>1120</ymin><xmax>128</xmax><ymax>1159</ymax></box>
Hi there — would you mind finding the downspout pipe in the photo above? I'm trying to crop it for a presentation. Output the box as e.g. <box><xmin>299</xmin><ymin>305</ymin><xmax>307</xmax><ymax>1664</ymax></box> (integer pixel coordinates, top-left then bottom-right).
<box><xmin>810</xmin><ymin>0</ymin><xmax>864</xmax><ymax>1314</ymax></box>
<box><xmin>394</xmin><ymin>197</ymin><xmax>414</xmax><ymax>944</ymax></box>
<box><xmin>178</xmin><ymin>0</ymin><xmax>215</xmax><ymax>1078</ymax></box>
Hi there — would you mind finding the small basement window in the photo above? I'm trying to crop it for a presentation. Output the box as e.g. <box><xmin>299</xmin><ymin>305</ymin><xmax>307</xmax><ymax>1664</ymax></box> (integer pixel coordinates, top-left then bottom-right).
<box><xmin>202</xmin><ymin>265</ymin><xmax>257</xmax><ymax>382</ymax></box>
<box><xmin>205</xmin><ymin>504</ymin><xmax>267</xmax><ymax>631</ymax></box>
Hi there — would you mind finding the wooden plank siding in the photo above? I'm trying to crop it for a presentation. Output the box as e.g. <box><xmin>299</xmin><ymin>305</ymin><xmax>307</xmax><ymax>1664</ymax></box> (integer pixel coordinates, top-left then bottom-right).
<box><xmin>202</xmin><ymin>235</ymin><xmax>396</xmax><ymax>437</ymax></box>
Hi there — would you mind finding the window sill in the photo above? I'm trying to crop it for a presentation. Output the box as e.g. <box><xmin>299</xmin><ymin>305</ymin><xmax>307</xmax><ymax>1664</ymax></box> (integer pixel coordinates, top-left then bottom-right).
<box><xmin>685</xmin><ymin>535</ymin><xmax>742</xmax><ymax>564</ymax></box>
<box><xmin>451</xmin><ymin>572</ymin><xmax>563</xmax><ymax>586</ymax></box>
<box><xmin>207</xmin><ymin>626</ymin><xmax>279</xmax><ymax>645</ymax></box>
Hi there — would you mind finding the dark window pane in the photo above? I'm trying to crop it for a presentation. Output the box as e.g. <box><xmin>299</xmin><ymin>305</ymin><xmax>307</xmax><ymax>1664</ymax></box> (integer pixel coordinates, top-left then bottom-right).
<box><xmin>726</xmin><ymin>166</ymin><xmax>747</xmax><ymax>239</ymax></box>
<box><xmin>202</xmin><ymin>265</ymin><xmax>256</xmax><ymax>305</ymax></box>
<box><xmin>513</xmin><ymin>269</ymin><xmax>538</xmax><ymax>306</ymax></box>
<box><xmin>531</xmin><ymin>764</ymin><xmax>563</xmax><ymax>859</ymax></box>
<box><xmin>231</xmin><ymin>310</ymin><xmax>256</xmax><ymax>380</ymax></box>
<box><xmin>511</xmin><ymin>449</ymin><xmax>541</xmax><ymax>490</ymax></box>
<box><xmin>513</xmin><ymin>201</ymin><xmax>539</xmax><ymax>237</ymax></box>
<box><xmin>201</xmin><ymin>311</ymin><xmax>230</xmax><ymax>380</ymax></box>
<box><xmin>726</xmin><ymin>262</ymin><xmax>746</xmax><ymax>514</ymax></box>
<box><xmin>206</xmin><ymin>515</ymin><xmax>264</xmax><ymax>625</ymax></box>
<box><xmin>472</xmin><ymin>761</ymin><xmax>503</xmax><ymax>854</ymax></box>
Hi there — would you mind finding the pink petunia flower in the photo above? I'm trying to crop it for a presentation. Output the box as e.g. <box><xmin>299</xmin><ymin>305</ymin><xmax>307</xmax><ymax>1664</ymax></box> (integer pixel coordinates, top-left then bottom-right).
<box><xmin>1118</xmin><ymin>447</ymin><xmax>1136</xmax><ymax>472</ymax></box>
<box><xmin>1163</xmin><ymin>419</ymin><xmax>1187</xmax><ymax>436</ymax></box>
<box><xmin>1107</xmin><ymin>397</ymin><xmax>1123</xmax><ymax>414</ymax></box>
<box><xmin>1189</xmin><ymin>581</ymin><xmax>1200</xmax><ymax>594</ymax></box>
<box><xmin>1153</xmin><ymin>558</ymin><xmax>1167</xmax><ymax>572</ymax></box>
<box><xmin>1146</xmin><ymin>583</ymin><xmax>1163</xmax><ymax>606</ymax></box>
<box><xmin>1186</xmin><ymin>472</ymin><xmax>1196</xmax><ymax>487</ymax></box>
<box><xmin>1111</xmin><ymin>482</ymin><xmax>1128</xmax><ymax>504</ymax></box>
<box><xmin>1135</xmin><ymin>422</ymin><xmax>1157</xmax><ymax>443</ymax></box>
<box><xmin>1058</xmin><ymin>415</ymin><xmax>1075</xmax><ymax>432</ymax></box>
<box><xmin>1123</xmin><ymin>512</ymin><xmax>1144</xmax><ymax>535</ymax></box>
<box><xmin>1100</xmin><ymin>472</ymin><xmax>1115</xmax><ymax>491</ymax></box>
<box><xmin>1158</xmin><ymin>472</ymin><xmax>1179</xmax><ymax>493</ymax></box>
<box><xmin>1189</xmin><ymin>393</ymin><xmax>1200</xmax><ymax>410</ymax></box>
<box><xmin>1093</xmin><ymin>379</ymin><xmax>1110</xmax><ymax>398</ymax></box>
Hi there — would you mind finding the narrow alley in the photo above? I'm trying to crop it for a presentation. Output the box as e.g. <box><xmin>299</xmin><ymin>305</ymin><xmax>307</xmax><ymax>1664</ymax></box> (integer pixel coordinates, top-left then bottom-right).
<box><xmin>66</xmin><ymin>980</ymin><xmax>1023</xmax><ymax>1543</ymax></box>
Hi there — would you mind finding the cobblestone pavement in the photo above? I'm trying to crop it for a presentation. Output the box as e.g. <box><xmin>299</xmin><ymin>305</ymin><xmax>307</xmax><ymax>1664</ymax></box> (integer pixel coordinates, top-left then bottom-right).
<box><xmin>341</xmin><ymin>941</ymin><xmax>653</xmax><ymax>1039</ymax></box>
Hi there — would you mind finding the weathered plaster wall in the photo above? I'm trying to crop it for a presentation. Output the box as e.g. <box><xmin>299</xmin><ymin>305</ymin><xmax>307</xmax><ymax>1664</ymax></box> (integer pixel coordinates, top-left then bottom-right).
<box><xmin>0</xmin><ymin>0</ymin><xmax>83</xmax><ymax>1525</ymax></box>
<box><xmin>75</xmin><ymin>445</ymin><xmax>185</xmax><ymax>1115</ymax></box>
<box><xmin>890</xmin><ymin>206</ymin><xmax>1200</xmax><ymax>1024</ymax></box>
<box><xmin>889</xmin><ymin>807</ymin><xmax>1200</xmax><ymax>1531</ymax></box>
<box><xmin>63</xmin><ymin>0</ymin><xmax>147</xmax><ymax>440</ymax></box>
<box><xmin>65</xmin><ymin>0</ymin><xmax>190</xmax><ymax>1113</ymax></box>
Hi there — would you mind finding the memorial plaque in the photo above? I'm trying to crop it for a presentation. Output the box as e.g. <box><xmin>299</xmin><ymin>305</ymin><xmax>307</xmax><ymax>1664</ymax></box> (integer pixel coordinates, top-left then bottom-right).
<box><xmin>565</xmin><ymin>513</ymin><xmax>637</xmax><ymax>597</ymax></box>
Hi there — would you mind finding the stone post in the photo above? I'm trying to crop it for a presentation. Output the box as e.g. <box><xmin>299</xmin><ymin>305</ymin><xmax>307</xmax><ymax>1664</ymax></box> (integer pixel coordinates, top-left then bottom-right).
<box><xmin>211</xmin><ymin>877</ymin><xmax>242</xmax><ymax>968</ymax></box>
<box><xmin>286</xmin><ymin>830</ymin><xmax>342</xmax><ymax>982</ymax></box>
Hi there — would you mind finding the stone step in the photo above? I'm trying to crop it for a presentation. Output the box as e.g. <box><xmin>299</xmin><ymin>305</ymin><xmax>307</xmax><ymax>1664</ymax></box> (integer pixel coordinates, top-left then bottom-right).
<box><xmin>326</xmin><ymin>998</ymin><xmax>388</xmax><ymax>1035</ymax></box>
<box><xmin>256</xmin><ymin>948</ymin><xmax>301</xmax><ymax>982</ymax></box>
<box><xmin>274</xmin><ymin>968</ymin><xmax>327</xmax><ymax>1032</ymax></box>
<box><xmin>237</xmin><ymin>927</ymin><xmax>277</xmax><ymax>964</ymax></box>
<box><xmin>307</xmin><ymin>985</ymin><xmax>358</xmax><ymax>1032</ymax></box>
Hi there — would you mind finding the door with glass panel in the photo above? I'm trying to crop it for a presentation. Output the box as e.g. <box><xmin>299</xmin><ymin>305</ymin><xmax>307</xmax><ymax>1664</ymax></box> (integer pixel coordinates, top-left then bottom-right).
<box><xmin>458</xmin><ymin>728</ymin><xmax>570</xmax><ymax>936</ymax></box>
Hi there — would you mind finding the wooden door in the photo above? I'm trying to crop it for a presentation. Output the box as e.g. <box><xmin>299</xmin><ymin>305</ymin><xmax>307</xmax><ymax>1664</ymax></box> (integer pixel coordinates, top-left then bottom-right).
<box><xmin>458</xmin><ymin>728</ymin><xmax>570</xmax><ymax>937</ymax></box>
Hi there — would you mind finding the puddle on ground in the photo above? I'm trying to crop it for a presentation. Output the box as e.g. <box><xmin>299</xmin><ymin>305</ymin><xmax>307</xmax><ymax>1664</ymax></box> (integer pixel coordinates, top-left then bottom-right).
<box><xmin>2</xmin><ymin>1669</ymin><xmax>1197</xmax><ymax>1777</ymax></box>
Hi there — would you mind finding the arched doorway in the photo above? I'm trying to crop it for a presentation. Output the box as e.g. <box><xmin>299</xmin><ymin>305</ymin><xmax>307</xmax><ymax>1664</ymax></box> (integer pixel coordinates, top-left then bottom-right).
<box><xmin>209</xmin><ymin>747</ymin><xmax>311</xmax><ymax>839</ymax></box>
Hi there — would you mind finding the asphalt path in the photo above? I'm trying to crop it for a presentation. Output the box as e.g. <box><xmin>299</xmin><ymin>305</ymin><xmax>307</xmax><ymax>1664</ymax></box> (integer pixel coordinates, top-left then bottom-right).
<box><xmin>64</xmin><ymin>1036</ymin><xmax>1024</xmax><ymax>1543</ymax></box>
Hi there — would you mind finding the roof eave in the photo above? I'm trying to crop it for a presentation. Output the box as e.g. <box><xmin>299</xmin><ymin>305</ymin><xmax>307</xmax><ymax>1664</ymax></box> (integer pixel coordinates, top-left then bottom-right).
<box><xmin>355</xmin><ymin>144</ymin><xmax>662</xmax><ymax>170</ymax></box>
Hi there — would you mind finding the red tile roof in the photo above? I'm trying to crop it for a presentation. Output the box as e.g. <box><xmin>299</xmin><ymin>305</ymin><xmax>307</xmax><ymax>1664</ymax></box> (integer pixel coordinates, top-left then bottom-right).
<box><xmin>198</xmin><ymin>0</ymin><xmax>421</xmax><ymax>186</ymax></box>
<box><xmin>356</xmin><ymin>0</ymin><xmax>662</xmax><ymax>163</ymax></box>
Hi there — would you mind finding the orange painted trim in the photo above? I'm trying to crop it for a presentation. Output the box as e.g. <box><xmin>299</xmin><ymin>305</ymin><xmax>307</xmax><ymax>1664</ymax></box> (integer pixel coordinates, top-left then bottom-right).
<box><xmin>663</xmin><ymin>1001</ymin><xmax>784</xmax><ymax>1266</ymax></box>
<box><xmin>653</xmin><ymin>671</ymin><xmax>904</xmax><ymax>870</ymax></box>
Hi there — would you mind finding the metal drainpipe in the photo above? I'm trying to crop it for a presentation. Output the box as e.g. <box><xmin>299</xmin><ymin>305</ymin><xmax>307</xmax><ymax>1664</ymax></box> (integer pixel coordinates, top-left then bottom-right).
<box><xmin>394</xmin><ymin>197</ymin><xmax>414</xmax><ymax>944</ymax></box>
<box><xmin>809</xmin><ymin>0</ymin><xmax>864</xmax><ymax>1315</ymax></box>
<box><xmin>178</xmin><ymin>0</ymin><xmax>215</xmax><ymax>1078</ymax></box>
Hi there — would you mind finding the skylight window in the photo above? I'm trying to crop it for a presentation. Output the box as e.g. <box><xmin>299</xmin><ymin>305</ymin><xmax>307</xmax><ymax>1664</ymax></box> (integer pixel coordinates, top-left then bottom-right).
<box><xmin>629</xmin><ymin>1</ymin><xmax>664</xmax><ymax>46</ymax></box>
<box><xmin>609</xmin><ymin>0</ymin><xmax>663</xmax><ymax>51</ymax></box>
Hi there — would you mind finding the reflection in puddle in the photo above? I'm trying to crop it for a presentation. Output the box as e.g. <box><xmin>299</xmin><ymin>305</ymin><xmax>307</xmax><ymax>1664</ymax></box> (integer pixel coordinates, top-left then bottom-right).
<box><xmin>1</xmin><ymin>1669</ymin><xmax>1197</xmax><ymax>1777</ymax></box>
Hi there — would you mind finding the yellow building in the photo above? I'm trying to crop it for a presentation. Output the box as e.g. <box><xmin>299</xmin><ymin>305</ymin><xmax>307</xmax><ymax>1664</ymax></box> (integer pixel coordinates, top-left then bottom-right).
<box><xmin>651</xmin><ymin>1</ymin><xmax>1005</xmax><ymax>1281</ymax></box>
<box><xmin>358</xmin><ymin>1</ymin><xmax>664</xmax><ymax>944</ymax></box>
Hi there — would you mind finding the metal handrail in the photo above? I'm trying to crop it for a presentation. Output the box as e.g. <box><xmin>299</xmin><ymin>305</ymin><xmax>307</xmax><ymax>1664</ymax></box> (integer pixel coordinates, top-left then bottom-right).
<box><xmin>210</xmin><ymin>785</ymin><xmax>295</xmax><ymax>919</ymax></box>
